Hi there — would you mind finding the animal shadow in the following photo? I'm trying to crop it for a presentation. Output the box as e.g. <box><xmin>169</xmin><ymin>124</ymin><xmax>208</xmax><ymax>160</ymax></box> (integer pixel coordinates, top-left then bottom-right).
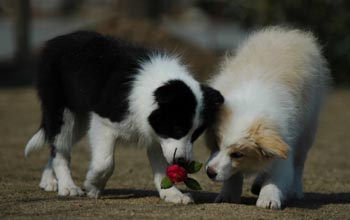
<box><xmin>103</xmin><ymin>189</ymin><xmax>350</xmax><ymax>209</ymax></box>
<box><xmin>287</xmin><ymin>192</ymin><xmax>350</xmax><ymax>209</ymax></box>
<box><xmin>103</xmin><ymin>188</ymin><xmax>255</xmax><ymax>204</ymax></box>
<box><xmin>103</xmin><ymin>188</ymin><xmax>158</xmax><ymax>199</ymax></box>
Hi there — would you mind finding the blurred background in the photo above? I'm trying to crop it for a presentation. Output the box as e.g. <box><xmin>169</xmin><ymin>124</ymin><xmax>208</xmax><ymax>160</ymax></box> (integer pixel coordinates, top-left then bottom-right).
<box><xmin>0</xmin><ymin>0</ymin><xmax>349</xmax><ymax>86</ymax></box>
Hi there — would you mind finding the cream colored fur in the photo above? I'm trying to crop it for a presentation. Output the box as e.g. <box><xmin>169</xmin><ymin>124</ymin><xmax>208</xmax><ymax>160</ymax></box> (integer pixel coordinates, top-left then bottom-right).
<box><xmin>206</xmin><ymin>26</ymin><xmax>330</xmax><ymax>209</ymax></box>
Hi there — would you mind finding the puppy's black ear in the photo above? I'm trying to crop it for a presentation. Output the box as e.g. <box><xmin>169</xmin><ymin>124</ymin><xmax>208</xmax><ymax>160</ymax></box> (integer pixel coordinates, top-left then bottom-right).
<box><xmin>201</xmin><ymin>85</ymin><xmax>224</xmax><ymax>107</ymax></box>
<box><xmin>200</xmin><ymin>85</ymin><xmax>224</xmax><ymax>127</ymax></box>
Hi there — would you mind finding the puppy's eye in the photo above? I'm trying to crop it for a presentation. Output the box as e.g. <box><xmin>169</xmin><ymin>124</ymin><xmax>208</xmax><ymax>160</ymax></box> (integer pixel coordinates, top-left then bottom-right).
<box><xmin>230</xmin><ymin>151</ymin><xmax>244</xmax><ymax>159</ymax></box>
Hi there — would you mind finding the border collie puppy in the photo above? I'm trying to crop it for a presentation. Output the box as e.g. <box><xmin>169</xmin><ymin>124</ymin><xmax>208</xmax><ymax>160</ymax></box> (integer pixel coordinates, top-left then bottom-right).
<box><xmin>205</xmin><ymin>27</ymin><xmax>330</xmax><ymax>209</ymax></box>
<box><xmin>25</xmin><ymin>31</ymin><xmax>224</xmax><ymax>204</ymax></box>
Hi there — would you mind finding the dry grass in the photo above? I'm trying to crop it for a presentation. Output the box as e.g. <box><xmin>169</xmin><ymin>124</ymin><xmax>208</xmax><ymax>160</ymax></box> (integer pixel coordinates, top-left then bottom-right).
<box><xmin>0</xmin><ymin>88</ymin><xmax>349</xmax><ymax>220</ymax></box>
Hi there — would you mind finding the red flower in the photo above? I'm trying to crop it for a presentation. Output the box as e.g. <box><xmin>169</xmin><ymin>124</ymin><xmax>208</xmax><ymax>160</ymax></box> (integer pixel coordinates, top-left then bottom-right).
<box><xmin>166</xmin><ymin>164</ymin><xmax>187</xmax><ymax>183</ymax></box>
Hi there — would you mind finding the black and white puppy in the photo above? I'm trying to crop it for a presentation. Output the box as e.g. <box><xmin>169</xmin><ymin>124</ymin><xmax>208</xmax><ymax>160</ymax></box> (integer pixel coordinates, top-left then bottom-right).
<box><xmin>25</xmin><ymin>31</ymin><xmax>223</xmax><ymax>204</ymax></box>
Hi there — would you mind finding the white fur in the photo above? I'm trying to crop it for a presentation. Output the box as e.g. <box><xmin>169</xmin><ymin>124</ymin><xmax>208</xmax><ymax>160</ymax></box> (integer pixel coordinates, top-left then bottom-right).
<box><xmin>159</xmin><ymin>137</ymin><xmax>193</xmax><ymax>165</ymax></box>
<box><xmin>53</xmin><ymin>109</ymin><xmax>76</xmax><ymax>155</ymax></box>
<box><xmin>206</xmin><ymin>27</ymin><xmax>330</xmax><ymax>209</ymax></box>
<box><xmin>53</xmin><ymin>152</ymin><xmax>84</xmax><ymax>196</ymax></box>
<box><xmin>25</xmin><ymin>129</ymin><xmax>46</xmax><ymax>156</ymax></box>
<box><xmin>39</xmin><ymin>157</ymin><xmax>58</xmax><ymax>191</ymax></box>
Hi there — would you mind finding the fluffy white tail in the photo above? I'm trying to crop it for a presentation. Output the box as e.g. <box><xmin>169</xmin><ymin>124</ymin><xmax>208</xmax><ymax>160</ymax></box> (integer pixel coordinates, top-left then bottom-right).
<box><xmin>25</xmin><ymin>129</ymin><xmax>46</xmax><ymax>156</ymax></box>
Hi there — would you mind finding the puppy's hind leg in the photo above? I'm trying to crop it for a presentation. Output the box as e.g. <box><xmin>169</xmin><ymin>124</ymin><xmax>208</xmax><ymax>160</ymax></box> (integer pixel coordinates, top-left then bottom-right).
<box><xmin>147</xmin><ymin>145</ymin><xmax>194</xmax><ymax>204</ymax></box>
<box><xmin>51</xmin><ymin>109</ymin><xmax>87</xmax><ymax>196</ymax></box>
<box><xmin>39</xmin><ymin>153</ymin><xmax>58</xmax><ymax>192</ymax></box>
<box><xmin>39</xmin><ymin>113</ymin><xmax>88</xmax><ymax>193</ymax></box>
<box><xmin>293</xmin><ymin>121</ymin><xmax>317</xmax><ymax>200</ymax></box>
<box><xmin>84</xmin><ymin>114</ymin><xmax>116</xmax><ymax>198</ymax></box>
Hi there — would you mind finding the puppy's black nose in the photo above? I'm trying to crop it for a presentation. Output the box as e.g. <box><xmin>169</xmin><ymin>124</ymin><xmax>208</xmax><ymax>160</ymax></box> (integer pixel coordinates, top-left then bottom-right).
<box><xmin>206</xmin><ymin>166</ymin><xmax>217</xmax><ymax>179</ymax></box>
<box><xmin>176</xmin><ymin>157</ymin><xmax>188</xmax><ymax>166</ymax></box>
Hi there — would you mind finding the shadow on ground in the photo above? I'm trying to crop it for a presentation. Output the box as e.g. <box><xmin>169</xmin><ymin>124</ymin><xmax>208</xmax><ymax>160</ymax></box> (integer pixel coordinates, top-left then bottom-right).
<box><xmin>103</xmin><ymin>188</ymin><xmax>255</xmax><ymax>205</ymax></box>
<box><xmin>288</xmin><ymin>192</ymin><xmax>350</xmax><ymax>209</ymax></box>
<box><xmin>104</xmin><ymin>188</ymin><xmax>350</xmax><ymax>209</ymax></box>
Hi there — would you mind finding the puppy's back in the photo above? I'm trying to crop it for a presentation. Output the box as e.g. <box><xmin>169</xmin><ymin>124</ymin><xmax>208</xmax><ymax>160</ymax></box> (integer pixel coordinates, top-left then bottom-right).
<box><xmin>214</xmin><ymin>26</ymin><xmax>330</xmax><ymax>107</ymax></box>
<box><xmin>37</xmin><ymin>31</ymin><xmax>150</xmax><ymax>114</ymax></box>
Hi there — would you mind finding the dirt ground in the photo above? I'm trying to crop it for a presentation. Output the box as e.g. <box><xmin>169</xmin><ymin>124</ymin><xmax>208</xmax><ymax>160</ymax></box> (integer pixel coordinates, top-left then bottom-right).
<box><xmin>0</xmin><ymin>88</ymin><xmax>349</xmax><ymax>220</ymax></box>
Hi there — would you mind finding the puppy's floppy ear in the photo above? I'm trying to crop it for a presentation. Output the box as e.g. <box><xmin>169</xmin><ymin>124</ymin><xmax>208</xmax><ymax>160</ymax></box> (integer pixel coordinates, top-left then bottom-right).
<box><xmin>249</xmin><ymin>120</ymin><xmax>289</xmax><ymax>160</ymax></box>
<box><xmin>256</xmin><ymin>133</ymin><xmax>289</xmax><ymax>159</ymax></box>
<box><xmin>200</xmin><ymin>85</ymin><xmax>224</xmax><ymax>127</ymax></box>
<box><xmin>200</xmin><ymin>85</ymin><xmax>224</xmax><ymax>107</ymax></box>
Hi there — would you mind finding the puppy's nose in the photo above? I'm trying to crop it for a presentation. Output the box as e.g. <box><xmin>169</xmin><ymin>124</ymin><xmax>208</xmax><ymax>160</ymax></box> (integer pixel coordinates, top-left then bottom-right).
<box><xmin>206</xmin><ymin>166</ymin><xmax>217</xmax><ymax>179</ymax></box>
<box><xmin>175</xmin><ymin>157</ymin><xmax>188</xmax><ymax>166</ymax></box>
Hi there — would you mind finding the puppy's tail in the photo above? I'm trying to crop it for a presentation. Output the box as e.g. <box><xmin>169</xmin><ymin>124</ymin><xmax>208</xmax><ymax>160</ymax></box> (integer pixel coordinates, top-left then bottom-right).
<box><xmin>25</xmin><ymin>128</ymin><xmax>46</xmax><ymax>157</ymax></box>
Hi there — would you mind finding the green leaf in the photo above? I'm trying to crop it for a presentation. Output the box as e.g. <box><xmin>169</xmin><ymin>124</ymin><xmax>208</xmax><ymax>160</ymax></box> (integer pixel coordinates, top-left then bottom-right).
<box><xmin>184</xmin><ymin>177</ymin><xmax>202</xmax><ymax>190</ymax></box>
<box><xmin>161</xmin><ymin>176</ymin><xmax>174</xmax><ymax>189</ymax></box>
<box><xmin>185</xmin><ymin>161</ymin><xmax>203</xmax><ymax>174</ymax></box>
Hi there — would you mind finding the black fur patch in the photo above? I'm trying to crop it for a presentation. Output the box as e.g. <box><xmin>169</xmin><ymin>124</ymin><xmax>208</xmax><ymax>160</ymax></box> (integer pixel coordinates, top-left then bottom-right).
<box><xmin>148</xmin><ymin>80</ymin><xmax>197</xmax><ymax>139</ymax></box>
<box><xmin>37</xmin><ymin>31</ymin><xmax>150</xmax><ymax>141</ymax></box>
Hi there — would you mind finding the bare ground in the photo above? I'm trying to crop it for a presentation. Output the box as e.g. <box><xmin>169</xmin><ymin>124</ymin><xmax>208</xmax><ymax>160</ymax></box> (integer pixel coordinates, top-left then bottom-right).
<box><xmin>0</xmin><ymin>88</ymin><xmax>349</xmax><ymax>220</ymax></box>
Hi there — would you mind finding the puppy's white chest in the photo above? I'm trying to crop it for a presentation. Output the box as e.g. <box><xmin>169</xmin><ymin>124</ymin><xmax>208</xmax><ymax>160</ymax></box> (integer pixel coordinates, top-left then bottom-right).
<box><xmin>91</xmin><ymin>113</ymin><xmax>140</xmax><ymax>142</ymax></box>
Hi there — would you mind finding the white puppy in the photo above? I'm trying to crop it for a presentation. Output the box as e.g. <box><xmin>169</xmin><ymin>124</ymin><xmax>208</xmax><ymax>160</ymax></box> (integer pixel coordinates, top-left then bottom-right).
<box><xmin>205</xmin><ymin>27</ymin><xmax>330</xmax><ymax>209</ymax></box>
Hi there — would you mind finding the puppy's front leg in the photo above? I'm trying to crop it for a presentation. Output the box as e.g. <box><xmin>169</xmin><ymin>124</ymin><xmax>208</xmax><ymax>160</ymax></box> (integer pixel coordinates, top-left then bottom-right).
<box><xmin>147</xmin><ymin>145</ymin><xmax>194</xmax><ymax>204</ymax></box>
<box><xmin>215</xmin><ymin>172</ymin><xmax>243</xmax><ymax>203</ymax></box>
<box><xmin>256</xmin><ymin>158</ymin><xmax>294</xmax><ymax>210</ymax></box>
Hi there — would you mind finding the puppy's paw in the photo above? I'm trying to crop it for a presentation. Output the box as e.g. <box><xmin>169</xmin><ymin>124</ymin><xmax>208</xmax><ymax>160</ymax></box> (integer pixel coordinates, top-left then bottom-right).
<box><xmin>86</xmin><ymin>188</ymin><xmax>101</xmax><ymax>199</ymax></box>
<box><xmin>256</xmin><ymin>197</ymin><xmax>281</xmax><ymax>210</ymax></box>
<box><xmin>256</xmin><ymin>185</ymin><xmax>282</xmax><ymax>210</ymax></box>
<box><xmin>58</xmin><ymin>183</ymin><xmax>84</xmax><ymax>197</ymax></box>
<box><xmin>39</xmin><ymin>172</ymin><xmax>58</xmax><ymax>192</ymax></box>
<box><xmin>83</xmin><ymin>181</ymin><xmax>102</xmax><ymax>199</ymax></box>
<box><xmin>160</xmin><ymin>188</ymin><xmax>194</xmax><ymax>204</ymax></box>
<box><xmin>214</xmin><ymin>192</ymin><xmax>241</xmax><ymax>203</ymax></box>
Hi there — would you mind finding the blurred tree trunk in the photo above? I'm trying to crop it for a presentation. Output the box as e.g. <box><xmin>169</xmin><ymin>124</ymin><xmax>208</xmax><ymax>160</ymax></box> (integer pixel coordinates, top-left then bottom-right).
<box><xmin>14</xmin><ymin>0</ymin><xmax>31</xmax><ymax>64</ymax></box>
